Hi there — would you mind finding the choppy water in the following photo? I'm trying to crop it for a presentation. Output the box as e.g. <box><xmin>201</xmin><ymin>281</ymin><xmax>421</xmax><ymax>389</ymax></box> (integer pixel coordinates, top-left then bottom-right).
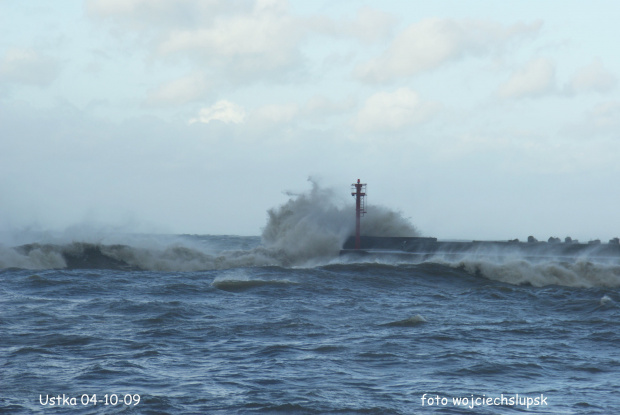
<box><xmin>2</xmin><ymin>234</ymin><xmax>620</xmax><ymax>414</ymax></box>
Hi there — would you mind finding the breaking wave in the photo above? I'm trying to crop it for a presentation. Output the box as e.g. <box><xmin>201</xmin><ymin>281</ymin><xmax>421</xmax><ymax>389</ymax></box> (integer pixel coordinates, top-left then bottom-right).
<box><xmin>1</xmin><ymin>180</ymin><xmax>418</xmax><ymax>271</ymax></box>
<box><xmin>3</xmin><ymin>178</ymin><xmax>619</xmax><ymax>288</ymax></box>
<box><xmin>260</xmin><ymin>179</ymin><xmax>418</xmax><ymax>266</ymax></box>
<box><xmin>454</xmin><ymin>258</ymin><xmax>620</xmax><ymax>288</ymax></box>
<box><xmin>0</xmin><ymin>244</ymin><xmax>66</xmax><ymax>270</ymax></box>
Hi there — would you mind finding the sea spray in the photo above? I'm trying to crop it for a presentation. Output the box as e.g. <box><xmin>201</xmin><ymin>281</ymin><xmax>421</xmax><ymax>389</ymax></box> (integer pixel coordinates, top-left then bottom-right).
<box><xmin>3</xmin><ymin>180</ymin><xmax>419</xmax><ymax>270</ymax></box>
<box><xmin>260</xmin><ymin>178</ymin><xmax>419</xmax><ymax>266</ymax></box>
<box><xmin>261</xmin><ymin>180</ymin><xmax>353</xmax><ymax>266</ymax></box>
<box><xmin>0</xmin><ymin>244</ymin><xmax>66</xmax><ymax>270</ymax></box>
<box><xmin>450</xmin><ymin>257</ymin><xmax>620</xmax><ymax>288</ymax></box>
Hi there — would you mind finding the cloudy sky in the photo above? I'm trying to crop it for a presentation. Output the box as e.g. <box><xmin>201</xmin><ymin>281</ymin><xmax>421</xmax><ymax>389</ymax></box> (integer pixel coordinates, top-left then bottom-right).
<box><xmin>1</xmin><ymin>0</ymin><xmax>619</xmax><ymax>241</ymax></box>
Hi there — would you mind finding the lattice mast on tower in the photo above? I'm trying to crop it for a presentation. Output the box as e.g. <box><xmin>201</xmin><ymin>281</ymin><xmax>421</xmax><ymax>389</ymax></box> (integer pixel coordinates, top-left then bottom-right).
<box><xmin>351</xmin><ymin>179</ymin><xmax>367</xmax><ymax>250</ymax></box>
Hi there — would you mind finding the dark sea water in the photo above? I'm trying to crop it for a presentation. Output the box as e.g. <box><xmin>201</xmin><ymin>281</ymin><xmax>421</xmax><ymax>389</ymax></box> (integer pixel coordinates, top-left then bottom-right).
<box><xmin>1</xmin><ymin>234</ymin><xmax>620</xmax><ymax>414</ymax></box>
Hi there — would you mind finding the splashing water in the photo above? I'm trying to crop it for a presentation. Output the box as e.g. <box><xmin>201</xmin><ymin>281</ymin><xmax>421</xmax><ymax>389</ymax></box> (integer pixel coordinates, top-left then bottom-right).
<box><xmin>260</xmin><ymin>179</ymin><xmax>418</xmax><ymax>265</ymax></box>
<box><xmin>6</xmin><ymin>179</ymin><xmax>619</xmax><ymax>288</ymax></box>
<box><xmin>2</xmin><ymin>180</ymin><xmax>419</xmax><ymax>270</ymax></box>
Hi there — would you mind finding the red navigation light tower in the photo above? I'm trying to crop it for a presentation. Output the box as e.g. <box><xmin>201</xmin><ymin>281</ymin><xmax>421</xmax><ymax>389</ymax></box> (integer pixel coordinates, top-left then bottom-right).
<box><xmin>351</xmin><ymin>179</ymin><xmax>367</xmax><ymax>249</ymax></box>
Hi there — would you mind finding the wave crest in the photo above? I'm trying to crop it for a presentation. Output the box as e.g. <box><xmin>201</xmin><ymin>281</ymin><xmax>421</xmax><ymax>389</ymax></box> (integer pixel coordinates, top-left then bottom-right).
<box><xmin>456</xmin><ymin>258</ymin><xmax>620</xmax><ymax>288</ymax></box>
<box><xmin>2</xmin><ymin>180</ymin><xmax>418</xmax><ymax>271</ymax></box>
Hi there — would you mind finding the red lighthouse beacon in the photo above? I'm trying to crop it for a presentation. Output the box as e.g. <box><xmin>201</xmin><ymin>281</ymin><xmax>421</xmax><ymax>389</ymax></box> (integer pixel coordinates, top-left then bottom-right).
<box><xmin>351</xmin><ymin>179</ymin><xmax>367</xmax><ymax>250</ymax></box>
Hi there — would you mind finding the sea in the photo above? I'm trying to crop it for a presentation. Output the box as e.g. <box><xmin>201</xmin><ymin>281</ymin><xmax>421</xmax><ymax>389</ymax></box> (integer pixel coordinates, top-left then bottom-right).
<box><xmin>2</xmin><ymin>187</ymin><xmax>620</xmax><ymax>414</ymax></box>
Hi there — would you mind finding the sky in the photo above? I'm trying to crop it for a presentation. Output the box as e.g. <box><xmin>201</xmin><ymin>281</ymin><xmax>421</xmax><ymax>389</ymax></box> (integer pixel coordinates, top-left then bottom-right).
<box><xmin>1</xmin><ymin>0</ymin><xmax>619</xmax><ymax>241</ymax></box>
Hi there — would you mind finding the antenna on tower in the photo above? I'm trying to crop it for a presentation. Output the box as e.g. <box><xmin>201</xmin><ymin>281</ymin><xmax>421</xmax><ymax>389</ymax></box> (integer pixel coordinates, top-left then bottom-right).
<box><xmin>351</xmin><ymin>179</ymin><xmax>367</xmax><ymax>249</ymax></box>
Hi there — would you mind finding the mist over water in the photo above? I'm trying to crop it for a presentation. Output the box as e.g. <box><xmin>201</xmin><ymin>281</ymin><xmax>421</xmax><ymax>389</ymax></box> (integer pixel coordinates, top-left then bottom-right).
<box><xmin>1</xmin><ymin>180</ymin><xmax>619</xmax><ymax>288</ymax></box>
<box><xmin>0</xmin><ymin>180</ymin><xmax>418</xmax><ymax>270</ymax></box>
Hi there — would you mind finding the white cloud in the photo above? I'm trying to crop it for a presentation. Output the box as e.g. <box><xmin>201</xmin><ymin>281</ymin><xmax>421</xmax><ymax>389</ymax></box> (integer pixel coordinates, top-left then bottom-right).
<box><xmin>89</xmin><ymin>0</ymin><xmax>304</xmax><ymax>80</ymax></box>
<box><xmin>86</xmin><ymin>0</ymin><xmax>404</xmax><ymax>88</ymax></box>
<box><xmin>353</xmin><ymin>88</ymin><xmax>440</xmax><ymax>133</ymax></box>
<box><xmin>497</xmin><ymin>57</ymin><xmax>556</xmax><ymax>99</ymax></box>
<box><xmin>251</xmin><ymin>103</ymin><xmax>299</xmax><ymax>124</ymax></box>
<box><xmin>497</xmin><ymin>58</ymin><xmax>615</xmax><ymax>100</ymax></box>
<box><xmin>189</xmin><ymin>96</ymin><xmax>353</xmax><ymax>128</ymax></box>
<box><xmin>567</xmin><ymin>59</ymin><xmax>617</xmax><ymax>94</ymax></box>
<box><xmin>0</xmin><ymin>49</ymin><xmax>59</xmax><ymax>86</ymax></box>
<box><xmin>158</xmin><ymin>3</ymin><xmax>302</xmax><ymax>76</ymax></box>
<box><xmin>347</xmin><ymin>7</ymin><xmax>395</xmax><ymax>43</ymax></box>
<box><xmin>146</xmin><ymin>73</ymin><xmax>210</xmax><ymax>106</ymax></box>
<box><xmin>355</xmin><ymin>18</ymin><xmax>542</xmax><ymax>83</ymax></box>
<box><xmin>189</xmin><ymin>100</ymin><xmax>246</xmax><ymax>124</ymax></box>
